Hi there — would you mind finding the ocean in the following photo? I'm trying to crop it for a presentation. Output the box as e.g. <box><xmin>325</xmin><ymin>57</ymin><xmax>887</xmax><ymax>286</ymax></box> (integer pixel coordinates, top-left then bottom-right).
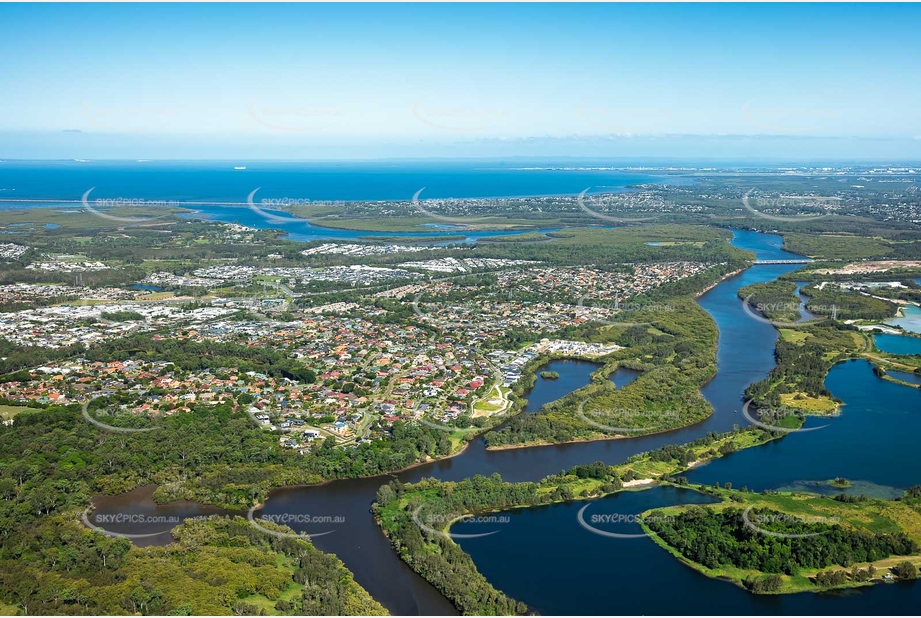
<box><xmin>0</xmin><ymin>160</ymin><xmax>686</xmax><ymax>204</ymax></box>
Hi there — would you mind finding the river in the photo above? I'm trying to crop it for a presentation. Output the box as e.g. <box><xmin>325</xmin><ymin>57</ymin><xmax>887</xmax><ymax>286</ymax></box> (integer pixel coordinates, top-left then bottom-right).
<box><xmin>250</xmin><ymin>229</ymin><xmax>815</xmax><ymax>615</ymax></box>
<box><xmin>92</xmin><ymin>229</ymin><xmax>921</xmax><ymax>614</ymax></box>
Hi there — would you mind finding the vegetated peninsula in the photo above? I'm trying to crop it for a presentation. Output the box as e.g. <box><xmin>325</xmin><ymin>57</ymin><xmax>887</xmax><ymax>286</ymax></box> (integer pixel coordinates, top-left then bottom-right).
<box><xmin>642</xmin><ymin>486</ymin><xmax>921</xmax><ymax>594</ymax></box>
<box><xmin>373</xmin><ymin>425</ymin><xmax>787</xmax><ymax>614</ymax></box>
<box><xmin>484</xmin><ymin>272</ymin><xmax>747</xmax><ymax>450</ymax></box>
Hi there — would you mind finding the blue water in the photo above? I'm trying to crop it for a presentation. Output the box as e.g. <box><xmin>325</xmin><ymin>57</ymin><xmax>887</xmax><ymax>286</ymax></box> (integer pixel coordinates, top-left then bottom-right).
<box><xmin>524</xmin><ymin>359</ymin><xmax>599</xmax><ymax>413</ymax></box>
<box><xmin>874</xmin><ymin>333</ymin><xmax>921</xmax><ymax>355</ymax></box>
<box><xmin>609</xmin><ymin>366</ymin><xmax>642</xmax><ymax>389</ymax></box>
<box><xmin>0</xmin><ymin>160</ymin><xmax>679</xmax><ymax>202</ymax></box>
<box><xmin>888</xmin><ymin>369</ymin><xmax>921</xmax><ymax>386</ymax></box>
<box><xmin>0</xmin><ymin>160</ymin><xmax>683</xmax><ymax>242</ymax></box>
<box><xmin>684</xmin><ymin>360</ymin><xmax>921</xmax><ymax>494</ymax></box>
<box><xmin>181</xmin><ymin>204</ymin><xmax>548</xmax><ymax>243</ymax></box>
<box><xmin>885</xmin><ymin>305</ymin><xmax>921</xmax><ymax>334</ymax></box>
<box><xmin>163</xmin><ymin>229</ymin><xmax>921</xmax><ymax>615</ymax></box>
<box><xmin>795</xmin><ymin>281</ymin><xmax>820</xmax><ymax>322</ymax></box>
<box><xmin>455</xmin><ymin>482</ymin><xmax>921</xmax><ymax>615</ymax></box>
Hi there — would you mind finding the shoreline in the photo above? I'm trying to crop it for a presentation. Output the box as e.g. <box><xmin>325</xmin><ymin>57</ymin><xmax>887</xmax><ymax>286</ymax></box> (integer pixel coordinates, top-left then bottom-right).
<box><xmin>484</xmin><ymin>411</ymin><xmax>715</xmax><ymax>451</ymax></box>
<box><xmin>695</xmin><ymin>267</ymin><xmax>746</xmax><ymax>299</ymax></box>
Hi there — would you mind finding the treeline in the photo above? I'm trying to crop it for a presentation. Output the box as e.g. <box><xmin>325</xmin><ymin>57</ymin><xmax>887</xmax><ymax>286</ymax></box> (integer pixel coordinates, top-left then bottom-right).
<box><xmin>484</xmin><ymin>297</ymin><xmax>718</xmax><ymax>448</ymax></box>
<box><xmin>0</xmin><ymin>402</ymin><xmax>464</xmax><ymax>612</ymax></box>
<box><xmin>77</xmin><ymin>334</ymin><xmax>319</xmax><ymax>383</ymax></box>
<box><xmin>744</xmin><ymin>323</ymin><xmax>861</xmax><ymax>407</ymax></box>
<box><xmin>647</xmin><ymin>506</ymin><xmax>918</xmax><ymax>576</ymax></box>
<box><xmin>374</xmin><ymin>475</ymin><xmax>531</xmax><ymax>615</ymax></box>
<box><xmin>0</xmin><ymin>515</ymin><xmax>387</xmax><ymax>616</ymax></box>
<box><xmin>803</xmin><ymin>286</ymin><xmax>898</xmax><ymax>321</ymax></box>
<box><xmin>738</xmin><ymin>280</ymin><xmax>802</xmax><ymax>323</ymax></box>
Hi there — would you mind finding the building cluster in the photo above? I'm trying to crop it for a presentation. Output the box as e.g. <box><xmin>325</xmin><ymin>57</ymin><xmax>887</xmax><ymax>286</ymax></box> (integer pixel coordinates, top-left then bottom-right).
<box><xmin>0</xmin><ymin>303</ymin><xmax>235</xmax><ymax>348</ymax></box>
<box><xmin>142</xmin><ymin>272</ymin><xmax>217</xmax><ymax>288</ymax></box>
<box><xmin>487</xmin><ymin>339</ymin><xmax>620</xmax><ymax>387</ymax></box>
<box><xmin>0</xmin><ymin>283</ymin><xmax>135</xmax><ymax>304</ymax></box>
<box><xmin>0</xmin><ymin>243</ymin><xmax>28</xmax><ymax>261</ymax></box>
<box><xmin>182</xmin><ymin>264</ymin><xmax>419</xmax><ymax>286</ymax></box>
<box><xmin>26</xmin><ymin>257</ymin><xmax>110</xmax><ymax>272</ymax></box>
<box><xmin>496</xmin><ymin>262</ymin><xmax>716</xmax><ymax>301</ymax></box>
<box><xmin>300</xmin><ymin>243</ymin><xmax>448</xmax><ymax>257</ymax></box>
<box><xmin>399</xmin><ymin>257</ymin><xmax>538</xmax><ymax>273</ymax></box>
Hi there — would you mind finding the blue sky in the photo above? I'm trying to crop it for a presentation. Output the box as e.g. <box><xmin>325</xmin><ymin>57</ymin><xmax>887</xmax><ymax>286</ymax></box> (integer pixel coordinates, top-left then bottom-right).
<box><xmin>2</xmin><ymin>3</ymin><xmax>921</xmax><ymax>159</ymax></box>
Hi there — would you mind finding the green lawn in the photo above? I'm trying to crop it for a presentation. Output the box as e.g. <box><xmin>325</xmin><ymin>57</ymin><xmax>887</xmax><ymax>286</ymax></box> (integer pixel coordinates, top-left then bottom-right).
<box><xmin>0</xmin><ymin>405</ymin><xmax>39</xmax><ymax>422</ymax></box>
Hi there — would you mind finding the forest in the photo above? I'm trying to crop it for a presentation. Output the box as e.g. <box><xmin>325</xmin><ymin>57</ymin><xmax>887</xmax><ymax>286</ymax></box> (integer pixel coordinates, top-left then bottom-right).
<box><xmin>646</xmin><ymin>504</ymin><xmax>918</xmax><ymax>580</ymax></box>
<box><xmin>484</xmin><ymin>295</ymin><xmax>720</xmax><ymax>448</ymax></box>
<box><xmin>0</xmin><ymin>515</ymin><xmax>387</xmax><ymax>616</ymax></box>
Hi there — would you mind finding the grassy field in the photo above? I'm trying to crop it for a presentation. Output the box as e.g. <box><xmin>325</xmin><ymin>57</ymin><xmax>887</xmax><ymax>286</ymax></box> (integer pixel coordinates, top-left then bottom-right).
<box><xmin>0</xmin><ymin>404</ymin><xmax>39</xmax><ymax>422</ymax></box>
<box><xmin>0</xmin><ymin>206</ymin><xmax>186</xmax><ymax>230</ymax></box>
<box><xmin>641</xmin><ymin>487</ymin><xmax>921</xmax><ymax>594</ymax></box>
<box><xmin>779</xmin><ymin>392</ymin><xmax>839</xmax><ymax>413</ymax></box>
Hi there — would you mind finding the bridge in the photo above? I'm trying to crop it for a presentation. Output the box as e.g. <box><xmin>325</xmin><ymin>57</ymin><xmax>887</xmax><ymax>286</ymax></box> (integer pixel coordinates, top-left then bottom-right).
<box><xmin>752</xmin><ymin>259</ymin><xmax>813</xmax><ymax>265</ymax></box>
